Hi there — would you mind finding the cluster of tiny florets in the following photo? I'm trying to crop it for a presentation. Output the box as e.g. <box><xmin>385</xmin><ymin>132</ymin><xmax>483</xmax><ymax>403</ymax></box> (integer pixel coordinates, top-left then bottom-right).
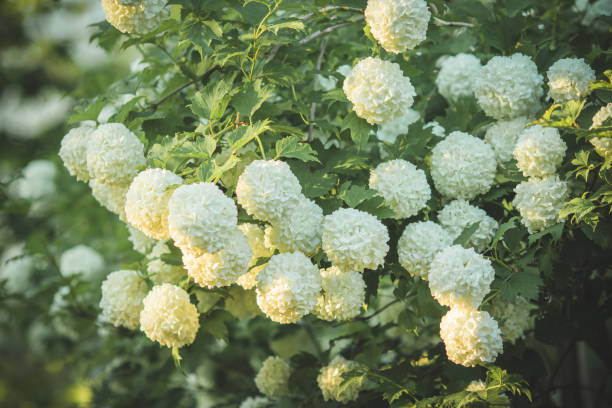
<box><xmin>397</xmin><ymin>221</ymin><xmax>453</xmax><ymax>279</ymax></box>
<box><xmin>438</xmin><ymin>200</ymin><xmax>498</xmax><ymax>253</ymax></box>
<box><xmin>546</xmin><ymin>57</ymin><xmax>595</xmax><ymax>102</ymax></box>
<box><xmin>589</xmin><ymin>103</ymin><xmax>612</xmax><ymax>159</ymax></box>
<box><xmin>489</xmin><ymin>296</ymin><xmax>533</xmax><ymax>344</ymax></box>
<box><xmin>317</xmin><ymin>356</ymin><xmax>363</xmax><ymax>403</ymax></box>
<box><xmin>60</xmin><ymin>244</ymin><xmax>105</xmax><ymax>280</ymax></box>
<box><xmin>343</xmin><ymin>57</ymin><xmax>416</xmax><ymax>125</ymax></box>
<box><xmin>59</xmin><ymin>122</ymin><xmax>96</xmax><ymax>182</ymax></box>
<box><xmin>89</xmin><ymin>179</ymin><xmax>130</xmax><ymax>220</ymax></box>
<box><xmin>435</xmin><ymin>53</ymin><xmax>482</xmax><ymax>103</ymax></box>
<box><xmin>484</xmin><ymin>117</ymin><xmax>530</xmax><ymax>163</ymax></box>
<box><xmin>101</xmin><ymin>0</ymin><xmax>169</xmax><ymax>34</ymax></box>
<box><xmin>254</xmin><ymin>356</ymin><xmax>291</xmax><ymax>398</ymax></box>
<box><xmin>99</xmin><ymin>270</ymin><xmax>149</xmax><ymax>330</ymax></box>
<box><xmin>513</xmin><ymin>125</ymin><xmax>567</xmax><ymax>178</ymax></box>
<box><xmin>128</xmin><ymin>225</ymin><xmax>157</xmax><ymax>254</ymax></box>
<box><xmin>513</xmin><ymin>176</ymin><xmax>568</xmax><ymax>233</ymax></box>
<box><xmin>313</xmin><ymin>267</ymin><xmax>365</xmax><ymax>322</ymax></box>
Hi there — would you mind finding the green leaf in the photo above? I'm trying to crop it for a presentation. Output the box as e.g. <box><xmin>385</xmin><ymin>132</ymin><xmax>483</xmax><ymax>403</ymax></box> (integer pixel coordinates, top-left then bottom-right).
<box><xmin>68</xmin><ymin>98</ymin><xmax>106</xmax><ymax>124</ymax></box>
<box><xmin>341</xmin><ymin>112</ymin><xmax>371</xmax><ymax>151</ymax></box>
<box><xmin>528</xmin><ymin>223</ymin><xmax>565</xmax><ymax>244</ymax></box>
<box><xmin>231</xmin><ymin>79</ymin><xmax>273</xmax><ymax>119</ymax></box>
<box><xmin>339</xmin><ymin>184</ymin><xmax>377</xmax><ymax>208</ymax></box>
<box><xmin>190</xmin><ymin>79</ymin><xmax>235</xmax><ymax>122</ymax></box>
<box><xmin>452</xmin><ymin>222</ymin><xmax>480</xmax><ymax>248</ymax></box>
<box><xmin>266</xmin><ymin>20</ymin><xmax>305</xmax><ymax>35</ymax></box>
<box><xmin>160</xmin><ymin>244</ymin><xmax>183</xmax><ymax>266</ymax></box>
<box><xmin>172</xmin><ymin>347</ymin><xmax>183</xmax><ymax>369</ymax></box>
<box><xmin>275</xmin><ymin>136</ymin><xmax>319</xmax><ymax>162</ymax></box>
<box><xmin>493</xmin><ymin>269</ymin><xmax>543</xmax><ymax>300</ymax></box>
<box><xmin>179</xmin><ymin>18</ymin><xmax>222</xmax><ymax>60</ymax></box>
<box><xmin>227</xmin><ymin>120</ymin><xmax>271</xmax><ymax>151</ymax></box>
<box><xmin>201</xmin><ymin>309</ymin><xmax>233</xmax><ymax>341</ymax></box>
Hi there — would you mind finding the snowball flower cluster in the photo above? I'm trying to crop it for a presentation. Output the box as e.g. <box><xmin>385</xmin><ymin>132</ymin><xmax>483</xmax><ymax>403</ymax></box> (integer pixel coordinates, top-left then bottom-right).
<box><xmin>369</xmin><ymin>159</ymin><xmax>431</xmax><ymax>219</ymax></box>
<box><xmin>428</xmin><ymin>245</ymin><xmax>495</xmax><ymax>308</ymax></box>
<box><xmin>376</xmin><ymin>109</ymin><xmax>420</xmax><ymax>144</ymax></box>
<box><xmin>590</xmin><ymin>103</ymin><xmax>612</xmax><ymax>159</ymax></box>
<box><xmin>489</xmin><ymin>296</ymin><xmax>533</xmax><ymax>344</ymax></box>
<box><xmin>101</xmin><ymin>0</ymin><xmax>169</xmax><ymax>34</ymax></box>
<box><xmin>423</xmin><ymin>120</ymin><xmax>446</xmax><ymax>138</ymax></box>
<box><xmin>591</xmin><ymin>102</ymin><xmax>612</xmax><ymax>129</ymax></box>
<box><xmin>89</xmin><ymin>179</ymin><xmax>129</xmax><ymax>220</ymax></box>
<box><xmin>317</xmin><ymin>356</ymin><xmax>363</xmax><ymax>403</ymax></box>
<box><xmin>239</xmin><ymin>396</ymin><xmax>270</xmax><ymax>408</ymax></box>
<box><xmin>99</xmin><ymin>270</ymin><xmax>149</xmax><ymax>330</ymax></box>
<box><xmin>365</xmin><ymin>0</ymin><xmax>431</xmax><ymax>54</ymax></box>
<box><xmin>343</xmin><ymin>57</ymin><xmax>416</xmax><ymax>125</ymax></box>
<box><xmin>237</xmin><ymin>223</ymin><xmax>273</xmax><ymax>290</ymax></box>
<box><xmin>314</xmin><ymin>267</ymin><xmax>365</xmax><ymax>322</ymax></box>
<box><xmin>438</xmin><ymin>200</ymin><xmax>498</xmax><ymax>253</ymax></box>
<box><xmin>513</xmin><ymin>176</ymin><xmax>568</xmax><ymax>233</ymax></box>
<box><xmin>168</xmin><ymin>182</ymin><xmax>237</xmax><ymax>253</ymax></box>
<box><xmin>86</xmin><ymin>123</ymin><xmax>145</xmax><ymax>185</ymax></box>
<box><xmin>435</xmin><ymin>54</ymin><xmax>482</xmax><ymax>102</ymax></box>
<box><xmin>1</xmin><ymin>244</ymin><xmax>33</xmax><ymax>294</ymax></box>
<box><xmin>146</xmin><ymin>241</ymin><xmax>186</xmax><ymax>285</ymax></box>
<box><xmin>236</xmin><ymin>160</ymin><xmax>302</xmax><ymax>222</ymax></box>
<box><xmin>128</xmin><ymin>225</ymin><xmax>157</xmax><ymax>254</ymax></box>
<box><xmin>398</xmin><ymin>221</ymin><xmax>453</xmax><ymax>279</ymax></box>
<box><xmin>59</xmin><ymin>122</ymin><xmax>95</xmax><ymax>181</ymax></box>
<box><xmin>322</xmin><ymin>208</ymin><xmax>389</xmax><ymax>272</ymax></box>
<box><xmin>139</xmin><ymin>283</ymin><xmax>199</xmax><ymax>348</ymax></box>
<box><xmin>474</xmin><ymin>53</ymin><xmax>544</xmax><ymax>120</ymax></box>
<box><xmin>430</xmin><ymin>131</ymin><xmax>497</xmax><ymax>200</ymax></box>
<box><xmin>264</xmin><ymin>197</ymin><xmax>323</xmax><ymax>255</ymax></box>
<box><xmin>439</xmin><ymin>307</ymin><xmax>503</xmax><ymax>367</ymax></box>
<box><xmin>254</xmin><ymin>356</ymin><xmax>291</xmax><ymax>398</ymax></box>
<box><xmin>125</xmin><ymin>168</ymin><xmax>183</xmax><ymax>239</ymax></box>
<box><xmin>484</xmin><ymin>117</ymin><xmax>530</xmax><ymax>163</ymax></box>
<box><xmin>546</xmin><ymin>58</ymin><xmax>595</xmax><ymax>102</ymax></box>
<box><xmin>514</xmin><ymin>125</ymin><xmax>566</xmax><ymax>178</ymax></box>
<box><xmin>60</xmin><ymin>245</ymin><xmax>104</xmax><ymax>279</ymax></box>
<box><xmin>10</xmin><ymin>160</ymin><xmax>57</xmax><ymax>201</ymax></box>
<box><xmin>182</xmin><ymin>228</ymin><xmax>252</xmax><ymax>288</ymax></box>
<box><xmin>255</xmin><ymin>252</ymin><xmax>322</xmax><ymax>323</ymax></box>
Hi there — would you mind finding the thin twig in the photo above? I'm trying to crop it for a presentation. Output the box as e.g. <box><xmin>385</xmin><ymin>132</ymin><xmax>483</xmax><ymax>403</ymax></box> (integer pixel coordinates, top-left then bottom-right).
<box><xmin>359</xmin><ymin>299</ymin><xmax>401</xmax><ymax>322</ymax></box>
<box><xmin>149</xmin><ymin>66</ymin><xmax>219</xmax><ymax>111</ymax></box>
<box><xmin>299</xmin><ymin>17</ymin><xmax>364</xmax><ymax>45</ymax></box>
<box><xmin>308</xmin><ymin>35</ymin><xmax>329</xmax><ymax>142</ymax></box>
<box><xmin>433</xmin><ymin>16</ymin><xmax>475</xmax><ymax>28</ymax></box>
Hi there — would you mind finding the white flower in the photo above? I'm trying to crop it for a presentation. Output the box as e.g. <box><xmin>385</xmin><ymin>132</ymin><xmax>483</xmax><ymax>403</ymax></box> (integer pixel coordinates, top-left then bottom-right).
<box><xmin>86</xmin><ymin>123</ymin><xmax>145</xmax><ymax>185</ymax></box>
<box><xmin>182</xmin><ymin>228</ymin><xmax>252</xmax><ymax>288</ymax></box>
<box><xmin>140</xmin><ymin>283</ymin><xmax>200</xmax><ymax>348</ymax></box>
<box><xmin>255</xmin><ymin>252</ymin><xmax>322</xmax><ymax>324</ymax></box>
<box><xmin>376</xmin><ymin>109</ymin><xmax>420</xmax><ymax>144</ymax></box>
<box><xmin>236</xmin><ymin>160</ymin><xmax>302</xmax><ymax>222</ymax></box>
<box><xmin>397</xmin><ymin>221</ymin><xmax>453</xmax><ymax>279</ymax></box>
<box><xmin>0</xmin><ymin>244</ymin><xmax>33</xmax><ymax>293</ymax></box>
<box><xmin>438</xmin><ymin>200</ymin><xmax>498</xmax><ymax>253</ymax></box>
<box><xmin>580</xmin><ymin>0</ymin><xmax>612</xmax><ymax>25</ymax></box>
<box><xmin>89</xmin><ymin>179</ymin><xmax>129</xmax><ymax>220</ymax></box>
<box><xmin>430</xmin><ymin>131</ymin><xmax>497</xmax><ymax>200</ymax></box>
<box><xmin>99</xmin><ymin>270</ymin><xmax>149</xmax><ymax>330</ymax></box>
<box><xmin>239</xmin><ymin>396</ymin><xmax>270</xmax><ymax>408</ymax></box>
<box><xmin>513</xmin><ymin>176</ymin><xmax>568</xmax><ymax>233</ymax></box>
<box><xmin>474</xmin><ymin>53</ymin><xmax>544</xmax><ymax>120</ymax></box>
<box><xmin>429</xmin><ymin>245</ymin><xmax>495</xmax><ymax>308</ymax></box>
<box><xmin>589</xmin><ymin>103</ymin><xmax>612</xmax><ymax>159</ymax></box>
<box><xmin>59</xmin><ymin>122</ymin><xmax>96</xmax><ymax>181</ymax></box>
<box><xmin>317</xmin><ymin>356</ymin><xmax>363</xmax><ymax>403</ymax></box>
<box><xmin>59</xmin><ymin>245</ymin><xmax>104</xmax><ymax>280</ymax></box>
<box><xmin>547</xmin><ymin>58</ymin><xmax>595</xmax><ymax>102</ymax></box>
<box><xmin>369</xmin><ymin>159</ymin><xmax>430</xmax><ymax>219</ymax></box>
<box><xmin>255</xmin><ymin>356</ymin><xmax>291</xmax><ymax>398</ymax></box>
<box><xmin>439</xmin><ymin>306</ymin><xmax>503</xmax><ymax>367</ymax></box>
<box><xmin>10</xmin><ymin>160</ymin><xmax>57</xmax><ymax>201</ymax></box>
<box><xmin>484</xmin><ymin>117</ymin><xmax>530</xmax><ymax>163</ymax></box>
<box><xmin>313</xmin><ymin>267</ymin><xmax>365</xmax><ymax>322</ymax></box>
<box><xmin>365</xmin><ymin>0</ymin><xmax>431</xmax><ymax>54</ymax></box>
<box><xmin>591</xmin><ymin>103</ymin><xmax>612</xmax><ymax>129</ymax></box>
<box><xmin>322</xmin><ymin>208</ymin><xmax>389</xmax><ymax>272</ymax></box>
<box><xmin>225</xmin><ymin>286</ymin><xmax>261</xmax><ymax>319</ymax></box>
<box><xmin>423</xmin><ymin>120</ymin><xmax>446</xmax><ymax>138</ymax></box>
<box><xmin>317</xmin><ymin>64</ymin><xmax>352</xmax><ymax>92</ymax></box>
<box><xmin>343</xmin><ymin>57</ymin><xmax>416</xmax><ymax>125</ymax></box>
<box><xmin>264</xmin><ymin>197</ymin><xmax>323</xmax><ymax>255</ymax></box>
<box><xmin>514</xmin><ymin>125</ymin><xmax>567</xmax><ymax>178</ymax></box>
<box><xmin>125</xmin><ymin>168</ymin><xmax>183</xmax><ymax>239</ymax></box>
<box><xmin>489</xmin><ymin>296</ymin><xmax>533</xmax><ymax>344</ymax></box>
<box><xmin>146</xmin><ymin>241</ymin><xmax>185</xmax><ymax>285</ymax></box>
<box><xmin>237</xmin><ymin>223</ymin><xmax>273</xmax><ymax>290</ymax></box>
<box><xmin>101</xmin><ymin>0</ymin><xmax>169</xmax><ymax>34</ymax></box>
<box><xmin>168</xmin><ymin>182</ymin><xmax>238</xmax><ymax>253</ymax></box>
<box><xmin>127</xmin><ymin>225</ymin><xmax>157</xmax><ymax>254</ymax></box>
<box><xmin>435</xmin><ymin>54</ymin><xmax>482</xmax><ymax>102</ymax></box>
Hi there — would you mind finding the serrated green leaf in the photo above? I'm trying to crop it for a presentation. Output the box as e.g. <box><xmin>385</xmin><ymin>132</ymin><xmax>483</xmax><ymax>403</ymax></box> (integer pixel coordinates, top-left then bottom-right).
<box><xmin>201</xmin><ymin>309</ymin><xmax>233</xmax><ymax>341</ymax></box>
<box><xmin>231</xmin><ymin>79</ymin><xmax>273</xmax><ymax>119</ymax></box>
<box><xmin>275</xmin><ymin>136</ymin><xmax>319</xmax><ymax>162</ymax></box>
<box><xmin>190</xmin><ymin>79</ymin><xmax>235</xmax><ymax>122</ymax></box>
<box><xmin>341</xmin><ymin>112</ymin><xmax>370</xmax><ymax>151</ymax></box>
<box><xmin>453</xmin><ymin>222</ymin><xmax>480</xmax><ymax>248</ymax></box>
<box><xmin>68</xmin><ymin>98</ymin><xmax>106</xmax><ymax>124</ymax></box>
<box><xmin>228</xmin><ymin>120</ymin><xmax>271</xmax><ymax>151</ymax></box>
<box><xmin>339</xmin><ymin>184</ymin><xmax>377</xmax><ymax>208</ymax></box>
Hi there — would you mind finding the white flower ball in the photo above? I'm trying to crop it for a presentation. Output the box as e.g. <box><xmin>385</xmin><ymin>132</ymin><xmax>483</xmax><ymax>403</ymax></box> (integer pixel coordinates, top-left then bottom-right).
<box><xmin>484</xmin><ymin>117</ymin><xmax>530</xmax><ymax>163</ymax></box>
<box><xmin>439</xmin><ymin>306</ymin><xmax>503</xmax><ymax>367</ymax></box>
<box><xmin>435</xmin><ymin>54</ymin><xmax>482</xmax><ymax>103</ymax></box>
<box><xmin>489</xmin><ymin>296</ymin><xmax>533</xmax><ymax>344</ymax></box>
<box><xmin>369</xmin><ymin>159</ymin><xmax>431</xmax><ymax>219</ymax></box>
<box><xmin>239</xmin><ymin>396</ymin><xmax>270</xmax><ymax>408</ymax></box>
<box><xmin>438</xmin><ymin>200</ymin><xmax>498</xmax><ymax>253</ymax></box>
<box><xmin>127</xmin><ymin>225</ymin><xmax>157</xmax><ymax>254</ymax></box>
<box><xmin>513</xmin><ymin>125</ymin><xmax>567</xmax><ymax>178</ymax></box>
<box><xmin>86</xmin><ymin>123</ymin><xmax>145</xmax><ymax>185</ymax></box>
<box><xmin>101</xmin><ymin>0</ymin><xmax>169</xmax><ymax>34</ymax></box>
<box><xmin>99</xmin><ymin>270</ymin><xmax>149</xmax><ymax>330</ymax></box>
<box><xmin>182</xmin><ymin>228</ymin><xmax>252</xmax><ymax>289</ymax></box>
<box><xmin>89</xmin><ymin>179</ymin><xmax>129</xmax><ymax>220</ymax></box>
<box><xmin>474</xmin><ymin>53</ymin><xmax>544</xmax><ymax>120</ymax></box>
<box><xmin>225</xmin><ymin>286</ymin><xmax>261</xmax><ymax>319</ymax></box>
<box><xmin>547</xmin><ymin>58</ymin><xmax>595</xmax><ymax>102</ymax></box>
<box><xmin>10</xmin><ymin>160</ymin><xmax>57</xmax><ymax>201</ymax></box>
<box><xmin>255</xmin><ymin>252</ymin><xmax>322</xmax><ymax>324</ymax></box>
<box><xmin>140</xmin><ymin>283</ymin><xmax>199</xmax><ymax>348</ymax></box>
<box><xmin>322</xmin><ymin>208</ymin><xmax>389</xmax><ymax>273</ymax></box>
<box><xmin>589</xmin><ymin>103</ymin><xmax>612</xmax><ymax>159</ymax></box>
<box><xmin>1</xmin><ymin>244</ymin><xmax>33</xmax><ymax>293</ymax></box>
<box><xmin>146</xmin><ymin>241</ymin><xmax>185</xmax><ymax>285</ymax></box>
<box><xmin>125</xmin><ymin>168</ymin><xmax>183</xmax><ymax>239</ymax></box>
<box><xmin>429</xmin><ymin>245</ymin><xmax>495</xmax><ymax>308</ymax></box>
<box><xmin>168</xmin><ymin>182</ymin><xmax>237</xmax><ymax>253</ymax></box>
<box><xmin>424</xmin><ymin>121</ymin><xmax>446</xmax><ymax>138</ymax></box>
<box><xmin>376</xmin><ymin>109</ymin><xmax>420</xmax><ymax>144</ymax></box>
<box><xmin>59</xmin><ymin>122</ymin><xmax>96</xmax><ymax>182</ymax></box>
<box><xmin>398</xmin><ymin>221</ymin><xmax>453</xmax><ymax>279</ymax></box>
<box><xmin>59</xmin><ymin>245</ymin><xmax>104</xmax><ymax>279</ymax></box>
<box><xmin>237</xmin><ymin>223</ymin><xmax>273</xmax><ymax>290</ymax></box>
<box><xmin>255</xmin><ymin>356</ymin><xmax>291</xmax><ymax>398</ymax></box>
<box><xmin>513</xmin><ymin>176</ymin><xmax>568</xmax><ymax>233</ymax></box>
<box><xmin>317</xmin><ymin>356</ymin><xmax>363</xmax><ymax>403</ymax></box>
<box><xmin>430</xmin><ymin>131</ymin><xmax>497</xmax><ymax>200</ymax></box>
<box><xmin>591</xmin><ymin>102</ymin><xmax>612</xmax><ymax>129</ymax></box>
<box><xmin>365</xmin><ymin>0</ymin><xmax>430</xmax><ymax>54</ymax></box>
<box><xmin>343</xmin><ymin>57</ymin><xmax>416</xmax><ymax>125</ymax></box>
<box><xmin>264</xmin><ymin>197</ymin><xmax>323</xmax><ymax>255</ymax></box>
<box><xmin>313</xmin><ymin>267</ymin><xmax>365</xmax><ymax>322</ymax></box>
<box><xmin>236</xmin><ymin>160</ymin><xmax>302</xmax><ymax>222</ymax></box>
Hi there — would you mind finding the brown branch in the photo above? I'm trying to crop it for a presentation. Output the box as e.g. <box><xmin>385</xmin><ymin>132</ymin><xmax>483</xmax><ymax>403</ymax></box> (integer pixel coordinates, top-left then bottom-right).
<box><xmin>299</xmin><ymin>17</ymin><xmax>364</xmax><ymax>45</ymax></box>
<box><xmin>308</xmin><ymin>35</ymin><xmax>329</xmax><ymax>142</ymax></box>
<box><xmin>433</xmin><ymin>16</ymin><xmax>475</xmax><ymax>28</ymax></box>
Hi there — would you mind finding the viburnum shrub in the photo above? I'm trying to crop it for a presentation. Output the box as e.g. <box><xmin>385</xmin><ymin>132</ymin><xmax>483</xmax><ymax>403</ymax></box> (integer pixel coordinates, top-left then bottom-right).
<box><xmin>3</xmin><ymin>0</ymin><xmax>610</xmax><ymax>406</ymax></box>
